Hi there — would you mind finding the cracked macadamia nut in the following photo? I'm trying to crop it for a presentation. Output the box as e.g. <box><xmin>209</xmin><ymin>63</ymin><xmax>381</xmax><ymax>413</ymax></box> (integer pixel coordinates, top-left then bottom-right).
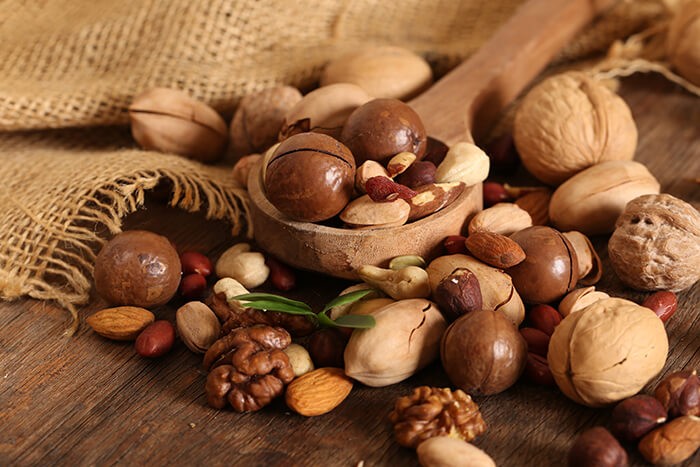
<box><xmin>94</xmin><ymin>230</ymin><xmax>181</xmax><ymax>308</ymax></box>
<box><xmin>264</xmin><ymin>132</ymin><xmax>356</xmax><ymax>222</ymax></box>
<box><xmin>514</xmin><ymin>72</ymin><xmax>637</xmax><ymax>185</ymax></box>
<box><xmin>340</xmin><ymin>98</ymin><xmax>427</xmax><ymax>164</ymax></box>
<box><xmin>548</xmin><ymin>298</ymin><xmax>668</xmax><ymax>407</ymax></box>
<box><xmin>608</xmin><ymin>193</ymin><xmax>700</xmax><ymax>292</ymax></box>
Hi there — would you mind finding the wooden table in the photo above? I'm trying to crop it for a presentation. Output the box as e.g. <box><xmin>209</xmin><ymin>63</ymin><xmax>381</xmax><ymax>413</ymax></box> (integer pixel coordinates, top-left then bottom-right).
<box><xmin>1</xmin><ymin>75</ymin><xmax>698</xmax><ymax>466</ymax></box>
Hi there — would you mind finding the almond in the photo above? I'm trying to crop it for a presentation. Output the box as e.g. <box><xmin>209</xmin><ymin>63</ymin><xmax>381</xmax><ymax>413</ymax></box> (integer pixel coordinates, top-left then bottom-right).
<box><xmin>466</xmin><ymin>230</ymin><xmax>526</xmax><ymax>269</ymax></box>
<box><xmin>285</xmin><ymin>367</ymin><xmax>353</xmax><ymax>416</ymax></box>
<box><xmin>87</xmin><ymin>306</ymin><xmax>155</xmax><ymax>341</ymax></box>
<box><xmin>468</xmin><ymin>203</ymin><xmax>532</xmax><ymax>236</ymax></box>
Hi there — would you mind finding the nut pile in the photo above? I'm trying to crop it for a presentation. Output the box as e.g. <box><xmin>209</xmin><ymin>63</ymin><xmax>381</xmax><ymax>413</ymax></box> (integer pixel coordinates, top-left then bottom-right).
<box><xmin>97</xmin><ymin>44</ymin><xmax>700</xmax><ymax>466</ymax></box>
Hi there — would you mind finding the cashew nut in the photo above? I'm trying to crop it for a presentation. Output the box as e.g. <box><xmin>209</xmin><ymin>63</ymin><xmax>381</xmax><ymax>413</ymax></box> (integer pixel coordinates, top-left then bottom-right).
<box><xmin>215</xmin><ymin>243</ymin><xmax>269</xmax><ymax>289</ymax></box>
<box><xmin>435</xmin><ymin>142</ymin><xmax>490</xmax><ymax>187</ymax></box>
<box><xmin>357</xmin><ymin>265</ymin><xmax>430</xmax><ymax>300</ymax></box>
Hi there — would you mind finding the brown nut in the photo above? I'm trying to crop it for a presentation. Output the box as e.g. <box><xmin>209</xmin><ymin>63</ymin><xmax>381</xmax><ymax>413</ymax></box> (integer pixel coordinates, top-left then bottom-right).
<box><xmin>568</xmin><ymin>427</ymin><xmax>628</xmax><ymax>467</ymax></box>
<box><xmin>176</xmin><ymin>301</ymin><xmax>221</xmax><ymax>354</ymax></box>
<box><xmin>507</xmin><ymin>226</ymin><xmax>579</xmax><ymax>304</ymax></box>
<box><xmin>465</xmin><ymin>230</ymin><xmax>526</xmax><ymax>269</ymax></box>
<box><xmin>642</xmin><ymin>291</ymin><xmax>678</xmax><ymax>324</ymax></box>
<box><xmin>135</xmin><ymin>320</ymin><xmax>176</xmax><ymax>358</ymax></box>
<box><xmin>468</xmin><ymin>203</ymin><xmax>533</xmax><ymax>236</ymax></box>
<box><xmin>515</xmin><ymin>189</ymin><xmax>552</xmax><ymax>226</ymax></box>
<box><xmin>654</xmin><ymin>370</ymin><xmax>700</xmax><ymax>418</ymax></box>
<box><xmin>443</xmin><ymin>235</ymin><xmax>468</xmax><ymax>255</ymax></box>
<box><xmin>180</xmin><ymin>251</ymin><xmax>212</xmax><ymax>277</ymax></box>
<box><xmin>308</xmin><ymin>328</ymin><xmax>348</xmax><ymax>368</ymax></box>
<box><xmin>265</xmin><ymin>132</ymin><xmax>355</xmax><ymax>222</ymax></box>
<box><xmin>231</xmin><ymin>154</ymin><xmax>262</xmax><ymax>188</ymax></box>
<box><xmin>396</xmin><ymin>161</ymin><xmax>437</xmax><ymax>189</ymax></box>
<box><xmin>482</xmin><ymin>181</ymin><xmax>511</xmax><ymax>208</ymax></box>
<box><xmin>441</xmin><ymin>309</ymin><xmax>527</xmax><ymax>395</ymax></box>
<box><xmin>229</xmin><ymin>85</ymin><xmax>302</xmax><ymax>157</ymax></box>
<box><xmin>128</xmin><ymin>88</ymin><xmax>227</xmax><ymax>163</ymax></box>
<box><xmin>179</xmin><ymin>273</ymin><xmax>207</xmax><ymax>300</ymax></box>
<box><xmin>485</xmin><ymin>133</ymin><xmax>520</xmax><ymax>175</ymax></box>
<box><xmin>407</xmin><ymin>182</ymin><xmax>464</xmax><ymax>221</ymax></box>
<box><xmin>285</xmin><ymin>367</ymin><xmax>353</xmax><ymax>417</ymax></box>
<box><xmin>340</xmin><ymin>98</ymin><xmax>427</xmax><ymax>165</ymax></box>
<box><xmin>638</xmin><ymin>415</ymin><xmax>700</xmax><ymax>465</ymax></box>
<box><xmin>423</xmin><ymin>137</ymin><xmax>449</xmax><ymax>167</ymax></box>
<box><xmin>280</xmin><ymin>83</ymin><xmax>371</xmax><ymax>140</ymax></box>
<box><xmin>433</xmin><ymin>268</ymin><xmax>482</xmax><ymax>322</ymax></box>
<box><xmin>523</xmin><ymin>352</ymin><xmax>555</xmax><ymax>386</ymax></box>
<box><xmin>320</xmin><ymin>45</ymin><xmax>433</xmax><ymax>100</ymax></box>
<box><xmin>519</xmin><ymin>327</ymin><xmax>549</xmax><ymax>357</ymax></box>
<box><xmin>528</xmin><ymin>304</ymin><xmax>562</xmax><ymax>336</ymax></box>
<box><xmin>610</xmin><ymin>395</ymin><xmax>667</xmax><ymax>442</ymax></box>
<box><xmin>265</xmin><ymin>257</ymin><xmax>296</xmax><ymax>292</ymax></box>
<box><xmin>86</xmin><ymin>306</ymin><xmax>155</xmax><ymax>341</ymax></box>
<box><xmin>94</xmin><ymin>230</ymin><xmax>181</xmax><ymax>308</ymax></box>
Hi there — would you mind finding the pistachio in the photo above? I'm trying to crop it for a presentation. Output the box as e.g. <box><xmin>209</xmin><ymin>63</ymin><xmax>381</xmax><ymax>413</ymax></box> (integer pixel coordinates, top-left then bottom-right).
<box><xmin>175</xmin><ymin>301</ymin><xmax>221</xmax><ymax>354</ymax></box>
<box><xmin>468</xmin><ymin>203</ymin><xmax>533</xmax><ymax>236</ymax></box>
<box><xmin>357</xmin><ymin>265</ymin><xmax>431</xmax><ymax>300</ymax></box>
<box><xmin>344</xmin><ymin>299</ymin><xmax>447</xmax><ymax>386</ymax></box>
<box><xmin>129</xmin><ymin>87</ymin><xmax>227</xmax><ymax>163</ymax></box>
<box><xmin>435</xmin><ymin>142</ymin><xmax>490</xmax><ymax>187</ymax></box>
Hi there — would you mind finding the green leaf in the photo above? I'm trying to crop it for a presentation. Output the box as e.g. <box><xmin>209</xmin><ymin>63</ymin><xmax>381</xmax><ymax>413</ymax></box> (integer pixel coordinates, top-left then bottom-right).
<box><xmin>316</xmin><ymin>312</ymin><xmax>337</xmax><ymax>328</ymax></box>
<box><xmin>242</xmin><ymin>300</ymin><xmax>315</xmax><ymax>316</ymax></box>
<box><xmin>233</xmin><ymin>293</ymin><xmax>312</xmax><ymax>312</ymax></box>
<box><xmin>321</xmin><ymin>289</ymin><xmax>374</xmax><ymax>313</ymax></box>
<box><xmin>333</xmin><ymin>314</ymin><xmax>376</xmax><ymax>329</ymax></box>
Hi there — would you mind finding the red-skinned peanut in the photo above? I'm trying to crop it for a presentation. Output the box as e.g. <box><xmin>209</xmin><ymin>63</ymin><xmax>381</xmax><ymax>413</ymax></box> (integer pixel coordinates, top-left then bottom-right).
<box><xmin>483</xmin><ymin>182</ymin><xmax>511</xmax><ymax>208</ymax></box>
<box><xmin>180</xmin><ymin>251</ymin><xmax>213</xmax><ymax>277</ymax></box>
<box><xmin>642</xmin><ymin>291</ymin><xmax>678</xmax><ymax>323</ymax></box>
<box><xmin>135</xmin><ymin>320</ymin><xmax>176</xmax><ymax>358</ymax></box>
<box><xmin>179</xmin><ymin>273</ymin><xmax>207</xmax><ymax>300</ymax></box>
<box><xmin>519</xmin><ymin>327</ymin><xmax>550</xmax><ymax>357</ymax></box>
<box><xmin>443</xmin><ymin>235</ymin><xmax>468</xmax><ymax>255</ymax></box>
<box><xmin>524</xmin><ymin>352</ymin><xmax>555</xmax><ymax>386</ymax></box>
<box><xmin>266</xmin><ymin>257</ymin><xmax>297</xmax><ymax>291</ymax></box>
<box><xmin>528</xmin><ymin>304</ymin><xmax>562</xmax><ymax>336</ymax></box>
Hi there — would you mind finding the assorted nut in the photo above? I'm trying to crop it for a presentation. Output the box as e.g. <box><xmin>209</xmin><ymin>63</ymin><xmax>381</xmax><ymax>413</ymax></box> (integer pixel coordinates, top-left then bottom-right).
<box><xmin>356</xmin><ymin>265</ymin><xmax>430</xmax><ymax>300</ymax></box>
<box><xmin>433</xmin><ymin>268</ymin><xmax>482</xmax><ymax>322</ymax></box>
<box><xmin>283</xmin><ymin>343</ymin><xmax>315</xmax><ymax>378</ymax></box>
<box><xmin>465</xmin><ymin>230</ymin><xmax>526</xmax><ymax>269</ymax></box>
<box><xmin>176</xmin><ymin>301</ymin><xmax>220</xmax><ymax>354</ymax></box>
<box><xmin>642</xmin><ymin>291</ymin><xmax>678</xmax><ymax>323</ymax></box>
<box><xmin>558</xmin><ymin>286</ymin><xmax>610</xmax><ymax>317</ymax></box>
<box><xmin>609</xmin><ymin>395</ymin><xmax>667</xmax><ymax>442</ymax></box>
<box><xmin>434</xmin><ymin>142</ymin><xmax>490</xmax><ymax>187</ymax></box>
<box><xmin>135</xmin><ymin>320</ymin><xmax>176</xmax><ymax>358</ymax></box>
<box><xmin>654</xmin><ymin>370</ymin><xmax>700</xmax><ymax>418</ymax></box>
<box><xmin>285</xmin><ymin>368</ymin><xmax>353</xmax><ymax>416</ymax></box>
<box><xmin>417</xmin><ymin>436</ymin><xmax>496</xmax><ymax>467</ymax></box>
<box><xmin>468</xmin><ymin>202</ymin><xmax>532</xmax><ymax>236</ymax></box>
<box><xmin>87</xmin><ymin>306</ymin><xmax>155</xmax><ymax>341</ymax></box>
<box><xmin>567</xmin><ymin>426</ymin><xmax>628</xmax><ymax>467</ymax></box>
<box><xmin>215</xmin><ymin>243</ymin><xmax>269</xmax><ymax>289</ymax></box>
<box><xmin>638</xmin><ymin>415</ymin><xmax>700</xmax><ymax>465</ymax></box>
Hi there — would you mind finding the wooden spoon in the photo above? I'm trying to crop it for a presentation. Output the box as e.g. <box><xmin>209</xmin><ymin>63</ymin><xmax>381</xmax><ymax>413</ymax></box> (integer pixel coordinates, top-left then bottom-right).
<box><xmin>248</xmin><ymin>0</ymin><xmax>615</xmax><ymax>280</ymax></box>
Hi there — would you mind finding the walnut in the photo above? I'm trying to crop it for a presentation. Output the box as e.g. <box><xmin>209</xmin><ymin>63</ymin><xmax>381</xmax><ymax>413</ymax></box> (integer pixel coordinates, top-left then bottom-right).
<box><xmin>230</xmin><ymin>85</ymin><xmax>302</xmax><ymax>158</ymax></box>
<box><xmin>514</xmin><ymin>72</ymin><xmax>637</xmax><ymax>185</ymax></box>
<box><xmin>208</xmin><ymin>291</ymin><xmax>316</xmax><ymax>337</ymax></box>
<box><xmin>203</xmin><ymin>325</ymin><xmax>295</xmax><ymax>412</ymax></box>
<box><xmin>608</xmin><ymin>194</ymin><xmax>700</xmax><ymax>292</ymax></box>
<box><xmin>667</xmin><ymin>0</ymin><xmax>700</xmax><ymax>86</ymax></box>
<box><xmin>388</xmin><ymin>386</ymin><xmax>486</xmax><ymax>448</ymax></box>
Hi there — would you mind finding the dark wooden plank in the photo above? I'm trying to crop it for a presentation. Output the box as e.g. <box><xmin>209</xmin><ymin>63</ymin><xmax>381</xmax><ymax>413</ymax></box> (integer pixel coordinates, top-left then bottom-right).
<box><xmin>0</xmin><ymin>74</ymin><xmax>699</xmax><ymax>467</ymax></box>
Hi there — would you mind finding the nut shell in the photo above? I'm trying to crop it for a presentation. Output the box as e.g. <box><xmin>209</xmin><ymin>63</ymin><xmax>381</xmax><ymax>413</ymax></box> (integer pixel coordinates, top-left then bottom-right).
<box><xmin>667</xmin><ymin>1</ymin><xmax>700</xmax><ymax>86</ymax></box>
<box><xmin>514</xmin><ymin>72</ymin><xmax>637</xmax><ymax>185</ymax></box>
<box><xmin>608</xmin><ymin>193</ymin><xmax>700</xmax><ymax>292</ymax></box>
<box><xmin>548</xmin><ymin>298</ymin><xmax>668</xmax><ymax>407</ymax></box>
<box><xmin>94</xmin><ymin>230</ymin><xmax>181</xmax><ymax>308</ymax></box>
<box><xmin>265</xmin><ymin>132</ymin><xmax>355</xmax><ymax>222</ymax></box>
<box><xmin>441</xmin><ymin>309</ymin><xmax>527</xmax><ymax>395</ymax></box>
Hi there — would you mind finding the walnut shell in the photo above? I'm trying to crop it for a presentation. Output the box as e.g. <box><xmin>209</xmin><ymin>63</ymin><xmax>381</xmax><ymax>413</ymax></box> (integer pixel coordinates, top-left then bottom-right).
<box><xmin>608</xmin><ymin>193</ymin><xmax>700</xmax><ymax>292</ymax></box>
<box><xmin>549</xmin><ymin>160</ymin><xmax>660</xmax><ymax>235</ymax></box>
<box><xmin>548</xmin><ymin>298</ymin><xmax>668</xmax><ymax>407</ymax></box>
<box><xmin>667</xmin><ymin>0</ymin><xmax>700</xmax><ymax>86</ymax></box>
<box><xmin>514</xmin><ymin>72</ymin><xmax>637</xmax><ymax>185</ymax></box>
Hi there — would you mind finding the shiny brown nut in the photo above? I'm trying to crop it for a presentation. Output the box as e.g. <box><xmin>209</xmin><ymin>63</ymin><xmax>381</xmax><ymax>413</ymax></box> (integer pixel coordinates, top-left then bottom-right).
<box><xmin>229</xmin><ymin>85</ymin><xmax>302</xmax><ymax>157</ymax></box>
<box><xmin>638</xmin><ymin>415</ymin><xmax>700</xmax><ymax>465</ymax></box>
<box><xmin>642</xmin><ymin>291</ymin><xmax>678</xmax><ymax>324</ymax></box>
<box><xmin>265</xmin><ymin>132</ymin><xmax>355</xmax><ymax>222</ymax></box>
<box><xmin>308</xmin><ymin>328</ymin><xmax>348</xmax><ymax>368</ymax></box>
<box><xmin>340</xmin><ymin>98</ymin><xmax>427</xmax><ymax>165</ymax></box>
<box><xmin>524</xmin><ymin>352</ymin><xmax>555</xmax><ymax>386</ymax></box>
<box><xmin>180</xmin><ymin>251</ymin><xmax>212</xmax><ymax>277</ymax></box>
<box><xmin>433</xmin><ymin>268</ymin><xmax>482</xmax><ymax>322</ymax></box>
<box><xmin>128</xmin><ymin>88</ymin><xmax>227</xmax><ymax>163</ymax></box>
<box><xmin>610</xmin><ymin>395</ymin><xmax>667</xmax><ymax>442</ymax></box>
<box><xmin>94</xmin><ymin>230</ymin><xmax>181</xmax><ymax>308</ymax></box>
<box><xmin>527</xmin><ymin>304</ymin><xmax>562</xmax><ymax>336</ymax></box>
<box><xmin>441</xmin><ymin>309</ymin><xmax>527</xmax><ymax>395</ymax></box>
<box><xmin>396</xmin><ymin>161</ymin><xmax>436</xmax><ymax>189</ymax></box>
<box><xmin>507</xmin><ymin>226</ymin><xmax>579</xmax><ymax>304</ymax></box>
<box><xmin>135</xmin><ymin>320</ymin><xmax>176</xmax><ymax>358</ymax></box>
<box><xmin>179</xmin><ymin>273</ymin><xmax>207</xmax><ymax>300</ymax></box>
<box><xmin>465</xmin><ymin>230</ymin><xmax>526</xmax><ymax>269</ymax></box>
<box><xmin>266</xmin><ymin>257</ymin><xmax>296</xmax><ymax>292</ymax></box>
<box><xmin>422</xmin><ymin>137</ymin><xmax>449</xmax><ymax>167</ymax></box>
<box><xmin>654</xmin><ymin>370</ymin><xmax>700</xmax><ymax>417</ymax></box>
<box><xmin>519</xmin><ymin>327</ymin><xmax>549</xmax><ymax>357</ymax></box>
<box><xmin>568</xmin><ymin>427</ymin><xmax>628</xmax><ymax>467</ymax></box>
<box><xmin>443</xmin><ymin>235</ymin><xmax>468</xmax><ymax>255</ymax></box>
<box><xmin>407</xmin><ymin>182</ymin><xmax>464</xmax><ymax>221</ymax></box>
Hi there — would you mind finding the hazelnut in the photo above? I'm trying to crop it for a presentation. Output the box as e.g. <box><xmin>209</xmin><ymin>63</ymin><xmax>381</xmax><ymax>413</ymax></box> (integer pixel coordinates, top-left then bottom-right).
<box><xmin>441</xmin><ymin>309</ymin><xmax>527</xmax><ymax>395</ymax></box>
<box><xmin>94</xmin><ymin>230</ymin><xmax>181</xmax><ymax>308</ymax></box>
<box><xmin>340</xmin><ymin>98</ymin><xmax>427</xmax><ymax>165</ymax></box>
<box><xmin>609</xmin><ymin>395</ymin><xmax>667</xmax><ymax>442</ymax></box>
<box><xmin>264</xmin><ymin>132</ymin><xmax>356</xmax><ymax>222</ymax></box>
<box><xmin>608</xmin><ymin>193</ymin><xmax>700</xmax><ymax>292</ymax></box>
<box><xmin>308</xmin><ymin>328</ymin><xmax>348</xmax><ymax>368</ymax></box>
<box><xmin>485</xmin><ymin>133</ymin><xmax>520</xmax><ymax>175</ymax></box>
<box><xmin>638</xmin><ymin>415</ymin><xmax>700</xmax><ymax>465</ymax></box>
<box><xmin>320</xmin><ymin>45</ymin><xmax>433</xmax><ymax>100</ymax></box>
<box><xmin>283</xmin><ymin>343</ymin><xmax>315</xmax><ymax>377</ymax></box>
<box><xmin>568</xmin><ymin>427</ymin><xmax>628</xmax><ymax>467</ymax></box>
<box><xmin>654</xmin><ymin>370</ymin><xmax>700</xmax><ymax>418</ymax></box>
<box><xmin>229</xmin><ymin>85</ymin><xmax>302</xmax><ymax>158</ymax></box>
<box><xmin>395</xmin><ymin>160</ymin><xmax>436</xmax><ymax>188</ymax></box>
<box><xmin>514</xmin><ymin>72</ymin><xmax>637</xmax><ymax>185</ymax></box>
<box><xmin>507</xmin><ymin>226</ymin><xmax>579</xmax><ymax>304</ymax></box>
<box><xmin>548</xmin><ymin>298</ymin><xmax>668</xmax><ymax>407</ymax></box>
<box><xmin>433</xmin><ymin>268</ymin><xmax>483</xmax><ymax>322</ymax></box>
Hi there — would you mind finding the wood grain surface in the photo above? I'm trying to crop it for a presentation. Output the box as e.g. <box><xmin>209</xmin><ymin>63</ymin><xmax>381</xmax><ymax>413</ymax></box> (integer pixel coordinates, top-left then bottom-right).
<box><xmin>1</xmin><ymin>74</ymin><xmax>698</xmax><ymax>466</ymax></box>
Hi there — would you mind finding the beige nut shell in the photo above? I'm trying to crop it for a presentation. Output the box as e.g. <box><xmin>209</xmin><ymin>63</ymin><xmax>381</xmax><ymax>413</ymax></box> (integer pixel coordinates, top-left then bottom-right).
<box><xmin>548</xmin><ymin>298</ymin><xmax>668</xmax><ymax>407</ymax></box>
<box><xmin>514</xmin><ymin>72</ymin><xmax>637</xmax><ymax>185</ymax></box>
<box><xmin>608</xmin><ymin>193</ymin><xmax>700</xmax><ymax>292</ymax></box>
<box><xmin>549</xmin><ymin>160</ymin><xmax>660</xmax><ymax>235</ymax></box>
<box><xmin>667</xmin><ymin>0</ymin><xmax>700</xmax><ymax>86</ymax></box>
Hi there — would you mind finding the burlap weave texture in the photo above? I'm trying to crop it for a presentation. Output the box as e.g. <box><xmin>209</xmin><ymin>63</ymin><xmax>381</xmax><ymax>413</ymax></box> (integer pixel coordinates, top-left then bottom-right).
<box><xmin>0</xmin><ymin>0</ymin><xmax>668</xmax><ymax>330</ymax></box>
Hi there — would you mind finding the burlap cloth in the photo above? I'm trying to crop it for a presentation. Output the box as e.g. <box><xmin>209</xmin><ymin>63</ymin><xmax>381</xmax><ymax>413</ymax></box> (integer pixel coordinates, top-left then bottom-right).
<box><xmin>0</xmin><ymin>0</ymin><xmax>679</xmax><ymax>331</ymax></box>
